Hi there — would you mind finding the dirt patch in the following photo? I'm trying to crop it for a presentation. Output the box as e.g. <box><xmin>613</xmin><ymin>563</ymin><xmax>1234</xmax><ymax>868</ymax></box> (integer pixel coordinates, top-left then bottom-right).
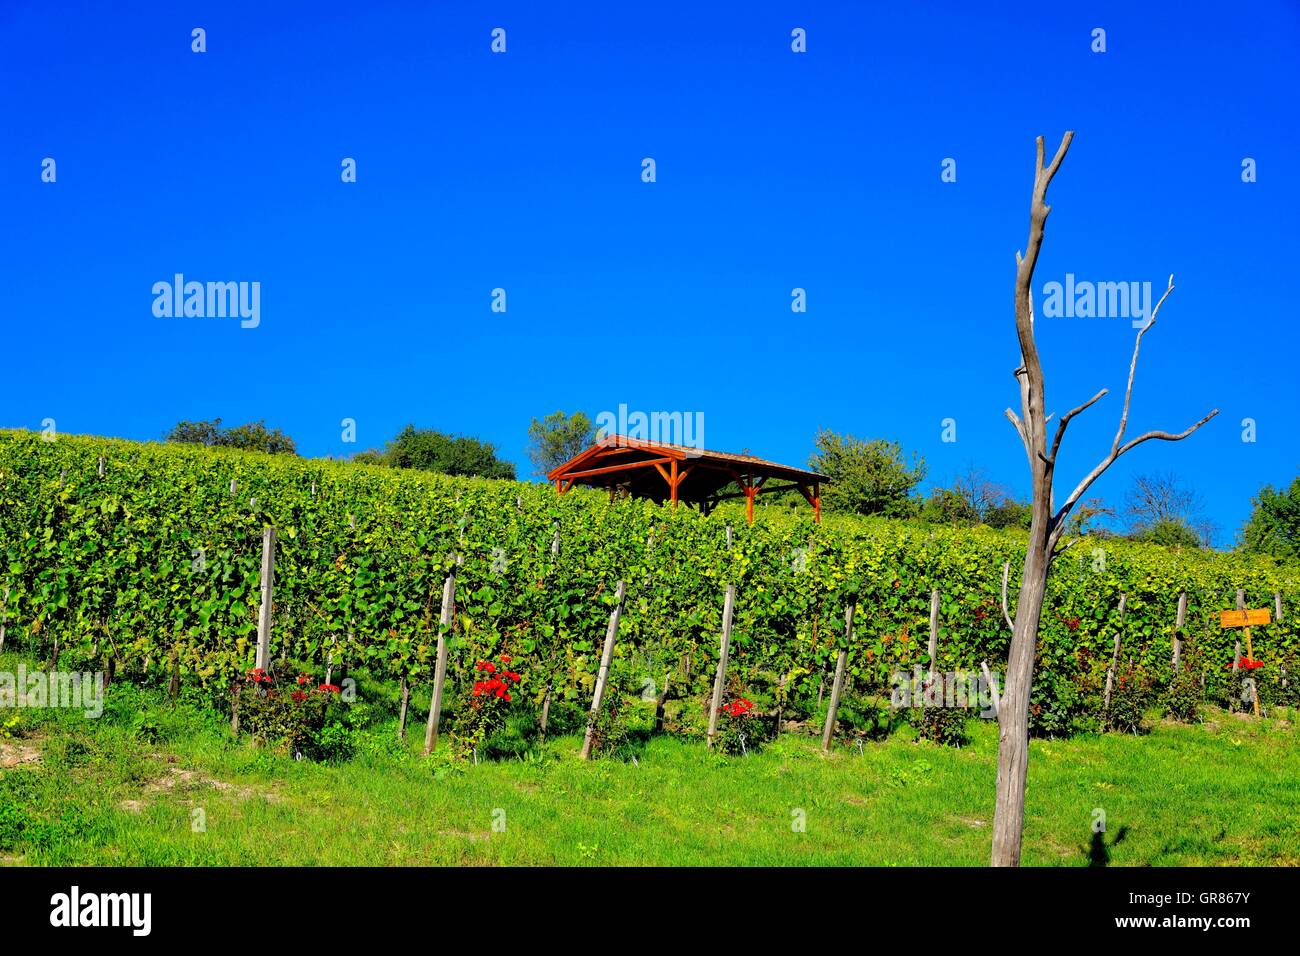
<box><xmin>119</xmin><ymin>762</ymin><xmax>283</xmax><ymax>812</ymax></box>
<box><xmin>0</xmin><ymin>740</ymin><xmax>41</xmax><ymax>769</ymax></box>
<box><xmin>959</xmin><ymin>816</ymin><xmax>987</xmax><ymax>828</ymax></box>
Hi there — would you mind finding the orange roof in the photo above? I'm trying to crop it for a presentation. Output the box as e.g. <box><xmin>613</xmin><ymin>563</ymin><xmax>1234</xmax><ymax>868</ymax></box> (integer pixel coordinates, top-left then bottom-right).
<box><xmin>548</xmin><ymin>435</ymin><xmax>826</xmax><ymax>517</ymax></box>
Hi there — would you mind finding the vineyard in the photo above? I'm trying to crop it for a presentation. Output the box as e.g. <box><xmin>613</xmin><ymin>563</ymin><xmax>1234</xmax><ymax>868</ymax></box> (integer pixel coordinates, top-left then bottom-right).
<box><xmin>2</xmin><ymin>428</ymin><xmax>1298</xmax><ymax>752</ymax></box>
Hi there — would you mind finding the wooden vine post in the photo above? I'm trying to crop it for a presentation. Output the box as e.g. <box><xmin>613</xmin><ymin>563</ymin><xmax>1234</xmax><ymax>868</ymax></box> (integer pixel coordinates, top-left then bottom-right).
<box><xmin>0</xmin><ymin>584</ymin><xmax>8</xmax><ymax>654</ymax></box>
<box><xmin>821</xmin><ymin>601</ymin><xmax>854</xmax><ymax>752</ymax></box>
<box><xmin>397</xmin><ymin>679</ymin><xmax>410</xmax><ymax>739</ymax></box>
<box><xmin>1102</xmin><ymin>593</ymin><xmax>1128</xmax><ymax>715</ymax></box>
<box><xmin>1231</xmin><ymin>590</ymin><xmax>1245</xmax><ymax>700</ymax></box>
<box><xmin>1172</xmin><ymin>591</ymin><xmax>1187</xmax><ymax>671</ymax></box>
<box><xmin>539</xmin><ymin>522</ymin><xmax>560</xmax><ymax>740</ymax></box>
<box><xmin>423</xmin><ymin>568</ymin><xmax>458</xmax><ymax>754</ymax></box>
<box><xmin>927</xmin><ymin>587</ymin><xmax>940</xmax><ymax>674</ymax></box>
<box><xmin>706</xmin><ymin>584</ymin><xmax>737</xmax><ymax>748</ymax></box>
<box><xmin>254</xmin><ymin>526</ymin><xmax>276</xmax><ymax>672</ymax></box>
<box><xmin>580</xmin><ymin>580</ymin><xmax>626</xmax><ymax>760</ymax></box>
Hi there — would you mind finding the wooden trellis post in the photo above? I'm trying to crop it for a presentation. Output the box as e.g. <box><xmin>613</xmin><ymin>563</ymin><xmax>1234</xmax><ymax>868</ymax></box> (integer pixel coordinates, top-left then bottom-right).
<box><xmin>580</xmin><ymin>580</ymin><xmax>626</xmax><ymax>760</ymax></box>
<box><xmin>1232</xmin><ymin>590</ymin><xmax>1244</xmax><ymax>684</ymax></box>
<box><xmin>423</xmin><ymin>569</ymin><xmax>458</xmax><ymax>754</ymax></box>
<box><xmin>821</xmin><ymin>602</ymin><xmax>854</xmax><ymax>752</ymax></box>
<box><xmin>706</xmin><ymin>584</ymin><xmax>737</xmax><ymax>748</ymax></box>
<box><xmin>397</xmin><ymin>678</ymin><xmax>410</xmax><ymax>739</ymax></box>
<box><xmin>0</xmin><ymin>585</ymin><xmax>9</xmax><ymax>654</ymax></box>
<box><xmin>1172</xmin><ymin>591</ymin><xmax>1187</xmax><ymax>671</ymax></box>
<box><xmin>1102</xmin><ymin>593</ymin><xmax>1128</xmax><ymax>715</ymax></box>
<box><xmin>981</xmin><ymin>660</ymin><xmax>1001</xmax><ymax>717</ymax></box>
<box><xmin>254</xmin><ymin>527</ymin><xmax>276</xmax><ymax>672</ymax></box>
<box><xmin>538</xmin><ymin>523</ymin><xmax>560</xmax><ymax>739</ymax></box>
<box><xmin>927</xmin><ymin>588</ymin><xmax>940</xmax><ymax>674</ymax></box>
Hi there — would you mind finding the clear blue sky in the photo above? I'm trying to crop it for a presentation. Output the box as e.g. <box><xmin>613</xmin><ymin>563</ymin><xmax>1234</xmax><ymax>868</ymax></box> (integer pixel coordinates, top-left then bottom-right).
<box><xmin>2</xmin><ymin>1</ymin><xmax>1296</xmax><ymax>546</ymax></box>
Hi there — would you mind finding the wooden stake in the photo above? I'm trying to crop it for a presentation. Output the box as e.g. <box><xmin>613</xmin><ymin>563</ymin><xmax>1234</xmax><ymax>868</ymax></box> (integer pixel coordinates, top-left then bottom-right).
<box><xmin>706</xmin><ymin>584</ymin><xmax>736</xmax><ymax>748</ymax></box>
<box><xmin>1232</xmin><ymin>591</ymin><xmax>1244</xmax><ymax>712</ymax></box>
<box><xmin>254</xmin><ymin>527</ymin><xmax>276</xmax><ymax>672</ymax></box>
<box><xmin>1102</xmin><ymin>593</ymin><xmax>1128</xmax><ymax>715</ymax></box>
<box><xmin>1173</xmin><ymin>591</ymin><xmax>1187</xmax><ymax>671</ymax></box>
<box><xmin>981</xmin><ymin>660</ymin><xmax>1001</xmax><ymax>717</ymax></box>
<box><xmin>0</xmin><ymin>585</ymin><xmax>8</xmax><ymax>654</ymax></box>
<box><xmin>423</xmin><ymin>570</ymin><xmax>458</xmax><ymax>754</ymax></box>
<box><xmin>581</xmin><ymin>580</ymin><xmax>626</xmax><ymax>760</ymax></box>
<box><xmin>1236</xmin><ymin>590</ymin><xmax>1261</xmax><ymax>717</ymax></box>
<box><xmin>821</xmin><ymin>602</ymin><xmax>854</xmax><ymax>752</ymax></box>
<box><xmin>539</xmin><ymin>681</ymin><xmax>553</xmax><ymax>739</ymax></box>
<box><xmin>774</xmin><ymin>674</ymin><xmax>786</xmax><ymax>737</ymax></box>
<box><xmin>928</xmin><ymin>588</ymin><xmax>940</xmax><ymax>674</ymax></box>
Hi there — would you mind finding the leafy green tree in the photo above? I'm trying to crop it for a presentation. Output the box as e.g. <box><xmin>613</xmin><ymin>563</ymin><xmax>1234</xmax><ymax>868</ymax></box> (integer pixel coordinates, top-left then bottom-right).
<box><xmin>526</xmin><ymin>410</ymin><xmax>594</xmax><ymax>477</ymax></box>
<box><xmin>1134</xmin><ymin>519</ymin><xmax>1203</xmax><ymax>549</ymax></box>
<box><xmin>807</xmin><ymin>429</ymin><xmax>925</xmax><ymax>517</ymax></box>
<box><xmin>984</xmin><ymin>497</ymin><xmax>1032</xmax><ymax>530</ymax></box>
<box><xmin>166</xmin><ymin>418</ymin><xmax>297</xmax><ymax>455</ymax></box>
<box><xmin>1241</xmin><ymin>475</ymin><xmax>1300</xmax><ymax>559</ymax></box>
<box><xmin>918</xmin><ymin>487</ymin><xmax>980</xmax><ymax>525</ymax></box>
<box><xmin>382</xmin><ymin>424</ymin><xmax>515</xmax><ymax>480</ymax></box>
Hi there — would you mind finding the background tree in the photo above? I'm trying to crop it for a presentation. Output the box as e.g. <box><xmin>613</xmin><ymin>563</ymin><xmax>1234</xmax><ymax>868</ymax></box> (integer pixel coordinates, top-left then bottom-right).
<box><xmin>952</xmin><ymin>465</ymin><xmax>1009</xmax><ymax>518</ymax></box>
<box><xmin>991</xmin><ymin>131</ymin><xmax>1217</xmax><ymax>867</ymax></box>
<box><xmin>808</xmin><ymin>429</ymin><xmax>925</xmax><ymax>517</ymax></box>
<box><xmin>381</xmin><ymin>424</ymin><xmax>515</xmax><ymax>480</ymax></box>
<box><xmin>526</xmin><ymin>410</ymin><xmax>594</xmax><ymax>477</ymax></box>
<box><xmin>984</xmin><ymin>496</ymin><xmax>1032</xmax><ymax>530</ymax></box>
<box><xmin>166</xmin><ymin>418</ymin><xmax>297</xmax><ymax>455</ymax></box>
<box><xmin>918</xmin><ymin>487</ymin><xmax>980</xmax><ymax>525</ymax></box>
<box><xmin>1124</xmin><ymin>472</ymin><xmax>1212</xmax><ymax>546</ymax></box>
<box><xmin>1240</xmin><ymin>474</ymin><xmax>1300</xmax><ymax>559</ymax></box>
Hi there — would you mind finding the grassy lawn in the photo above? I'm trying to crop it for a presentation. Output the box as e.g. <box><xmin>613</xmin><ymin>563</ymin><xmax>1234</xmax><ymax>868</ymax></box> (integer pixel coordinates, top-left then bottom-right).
<box><xmin>2</xmin><ymin>652</ymin><xmax>1297</xmax><ymax>866</ymax></box>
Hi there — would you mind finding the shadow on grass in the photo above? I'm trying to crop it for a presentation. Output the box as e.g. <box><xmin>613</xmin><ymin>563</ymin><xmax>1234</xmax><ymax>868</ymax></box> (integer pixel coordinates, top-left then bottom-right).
<box><xmin>1086</xmin><ymin>825</ymin><xmax>1129</xmax><ymax>867</ymax></box>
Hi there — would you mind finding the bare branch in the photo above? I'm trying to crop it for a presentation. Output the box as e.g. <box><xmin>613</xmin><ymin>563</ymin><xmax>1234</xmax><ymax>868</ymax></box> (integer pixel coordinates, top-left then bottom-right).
<box><xmin>1051</xmin><ymin>408</ymin><xmax>1220</xmax><ymax>549</ymax></box>
<box><xmin>1004</xmin><ymin>408</ymin><xmax>1031</xmax><ymax>465</ymax></box>
<box><xmin>1048</xmin><ymin>387</ymin><xmax>1109</xmax><ymax>462</ymax></box>
<box><xmin>1111</xmin><ymin>275</ymin><xmax>1176</xmax><ymax>454</ymax></box>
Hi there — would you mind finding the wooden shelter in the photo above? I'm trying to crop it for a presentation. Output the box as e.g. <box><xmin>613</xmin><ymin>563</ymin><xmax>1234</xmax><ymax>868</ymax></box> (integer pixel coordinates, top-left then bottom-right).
<box><xmin>547</xmin><ymin>436</ymin><xmax>826</xmax><ymax>523</ymax></box>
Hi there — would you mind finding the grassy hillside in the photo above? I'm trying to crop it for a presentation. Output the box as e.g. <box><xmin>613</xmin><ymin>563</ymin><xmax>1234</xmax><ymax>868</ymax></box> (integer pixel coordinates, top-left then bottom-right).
<box><xmin>3</xmin><ymin>648</ymin><xmax>1297</xmax><ymax>866</ymax></box>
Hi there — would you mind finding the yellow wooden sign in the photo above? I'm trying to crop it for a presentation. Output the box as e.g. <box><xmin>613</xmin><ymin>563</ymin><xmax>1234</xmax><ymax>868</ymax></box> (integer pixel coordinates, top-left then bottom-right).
<box><xmin>1220</xmin><ymin>608</ymin><xmax>1271</xmax><ymax>629</ymax></box>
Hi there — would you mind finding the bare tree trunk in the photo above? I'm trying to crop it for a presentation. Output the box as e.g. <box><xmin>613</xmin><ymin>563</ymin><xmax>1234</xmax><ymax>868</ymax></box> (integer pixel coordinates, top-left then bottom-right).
<box><xmin>991</xmin><ymin>526</ymin><xmax>1050</xmax><ymax>867</ymax></box>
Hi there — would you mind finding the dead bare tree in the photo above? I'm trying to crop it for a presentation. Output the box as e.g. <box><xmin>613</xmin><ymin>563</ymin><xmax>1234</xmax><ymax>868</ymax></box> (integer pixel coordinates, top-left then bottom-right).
<box><xmin>991</xmin><ymin>131</ymin><xmax>1219</xmax><ymax>867</ymax></box>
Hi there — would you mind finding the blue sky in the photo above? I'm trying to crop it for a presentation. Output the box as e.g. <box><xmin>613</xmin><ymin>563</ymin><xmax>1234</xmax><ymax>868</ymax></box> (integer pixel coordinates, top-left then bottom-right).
<box><xmin>2</xmin><ymin>1</ymin><xmax>1296</xmax><ymax>545</ymax></box>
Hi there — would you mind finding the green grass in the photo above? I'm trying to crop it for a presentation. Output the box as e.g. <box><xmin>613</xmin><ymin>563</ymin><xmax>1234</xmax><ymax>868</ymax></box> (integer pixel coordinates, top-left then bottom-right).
<box><xmin>3</xmin><ymin>652</ymin><xmax>1298</xmax><ymax>866</ymax></box>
